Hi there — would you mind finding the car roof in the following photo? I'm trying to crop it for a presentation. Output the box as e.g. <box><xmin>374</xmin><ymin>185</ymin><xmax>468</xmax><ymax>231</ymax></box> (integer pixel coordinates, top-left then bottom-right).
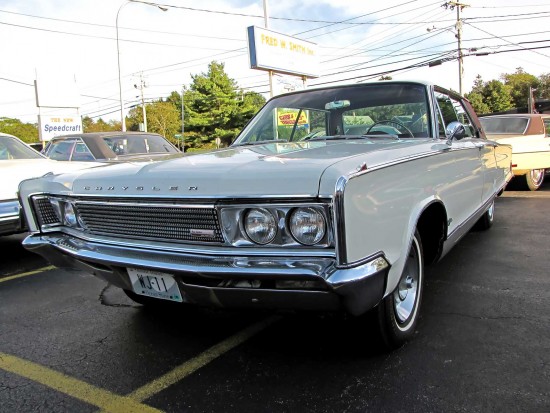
<box><xmin>269</xmin><ymin>80</ymin><xmax>461</xmax><ymax>102</ymax></box>
<box><xmin>50</xmin><ymin>132</ymin><xmax>163</xmax><ymax>140</ymax></box>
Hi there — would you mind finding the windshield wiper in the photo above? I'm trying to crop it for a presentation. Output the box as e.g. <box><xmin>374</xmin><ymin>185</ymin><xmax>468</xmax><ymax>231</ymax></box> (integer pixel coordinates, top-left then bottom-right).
<box><xmin>233</xmin><ymin>139</ymin><xmax>288</xmax><ymax>147</ymax></box>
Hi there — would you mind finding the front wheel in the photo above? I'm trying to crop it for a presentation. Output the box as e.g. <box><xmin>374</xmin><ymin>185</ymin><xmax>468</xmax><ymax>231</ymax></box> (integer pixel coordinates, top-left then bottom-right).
<box><xmin>376</xmin><ymin>230</ymin><xmax>424</xmax><ymax>349</ymax></box>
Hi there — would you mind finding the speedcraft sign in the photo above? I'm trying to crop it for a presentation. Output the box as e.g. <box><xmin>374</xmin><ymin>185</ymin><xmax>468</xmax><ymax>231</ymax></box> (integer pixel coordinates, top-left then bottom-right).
<box><xmin>38</xmin><ymin>115</ymin><xmax>83</xmax><ymax>142</ymax></box>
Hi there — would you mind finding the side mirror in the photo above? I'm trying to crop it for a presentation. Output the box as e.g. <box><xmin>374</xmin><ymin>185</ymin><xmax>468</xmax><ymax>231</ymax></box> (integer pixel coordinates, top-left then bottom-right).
<box><xmin>445</xmin><ymin>121</ymin><xmax>466</xmax><ymax>141</ymax></box>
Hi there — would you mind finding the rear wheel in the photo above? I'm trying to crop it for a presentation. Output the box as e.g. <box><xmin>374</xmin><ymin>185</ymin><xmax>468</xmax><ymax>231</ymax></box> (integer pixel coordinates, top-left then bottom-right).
<box><xmin>376</xmin><ymin>230</ymin><xmax>424</xmax><ymax>350</ymax></box>
<box><xmin>525</xmin><ymin>169</ymin><xmax>544</xmax><ymax>191</ymax></box>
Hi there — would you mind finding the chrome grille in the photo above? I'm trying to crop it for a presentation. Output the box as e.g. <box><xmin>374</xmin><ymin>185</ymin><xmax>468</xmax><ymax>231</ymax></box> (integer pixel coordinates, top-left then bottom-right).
<box><xmin>74</xmin><ymin>202</ymin><xmax>224</xmax><ymax>243</ymax></box>
<box><xmin>33</xmin><ymin>197</ymin><xmax>60</xmax><ymax>226</ymax></box>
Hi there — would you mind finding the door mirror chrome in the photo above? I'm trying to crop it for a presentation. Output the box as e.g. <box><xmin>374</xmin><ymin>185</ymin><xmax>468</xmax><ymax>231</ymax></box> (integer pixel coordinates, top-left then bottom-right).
<box><xmin>445</xmin><ymin>121</ymin><xmax>466</xmax><ymax>142</ymax></box>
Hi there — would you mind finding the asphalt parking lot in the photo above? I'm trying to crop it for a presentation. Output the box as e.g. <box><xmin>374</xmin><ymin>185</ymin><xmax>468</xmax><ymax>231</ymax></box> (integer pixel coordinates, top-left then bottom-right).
<box><xmin>1</xmin><ymin>185</ymin><xmax>549</xmax><ymax>412</ymax></box>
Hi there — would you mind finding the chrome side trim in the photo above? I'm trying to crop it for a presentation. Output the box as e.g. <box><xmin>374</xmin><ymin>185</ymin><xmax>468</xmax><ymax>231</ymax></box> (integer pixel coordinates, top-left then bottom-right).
<box><xmin>333</xmin><ymin>176</ymin><xmax>348</xmax><ymax>265</ymax></box>
<box><xmin>350</xmin><ymin>146</ymin><xmax>474</xmax><ymax>180</ymax></box>
<box><xmin>441</xmin><ymin>195</ymin><xmax>495</xmax><ymax>258</ymax></box>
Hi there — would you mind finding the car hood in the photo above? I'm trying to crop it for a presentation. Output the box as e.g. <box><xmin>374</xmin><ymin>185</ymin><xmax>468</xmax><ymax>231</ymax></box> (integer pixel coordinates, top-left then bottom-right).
<box><xmin>26</xmin><ymin>140</ymin><xmax>418</xmax><ymax>198</ymax></box>
<box><xmin>0</xmin><ymin>159</ymin><xmax>101</xmax><ymax>200</ymax></box>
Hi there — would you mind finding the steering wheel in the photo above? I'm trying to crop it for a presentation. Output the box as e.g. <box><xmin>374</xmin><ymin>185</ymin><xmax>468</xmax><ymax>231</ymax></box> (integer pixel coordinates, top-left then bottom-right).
<box><xmin>365</xmin><ymin>120</ymin><xmax>414</xmax><ymax>138</ymax></box>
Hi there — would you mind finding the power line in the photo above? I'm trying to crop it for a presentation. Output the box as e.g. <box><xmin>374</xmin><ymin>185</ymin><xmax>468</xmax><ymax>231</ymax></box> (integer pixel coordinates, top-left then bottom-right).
<box><xmin>0</xmin><ymin>9</ymin><xmax>244</xmax><ymax>42</ymax></box>
<box><xmin>0</xmin><ymin>21</ymin><xmax>240</xmax><ymax>51</ymax></box>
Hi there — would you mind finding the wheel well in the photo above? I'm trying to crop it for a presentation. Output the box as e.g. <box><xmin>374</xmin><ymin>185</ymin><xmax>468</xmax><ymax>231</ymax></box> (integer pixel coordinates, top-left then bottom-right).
<box><xmin>416</xmin><ymin>202</ymin><xmax>447</xmax><ymax>266</ymax></box>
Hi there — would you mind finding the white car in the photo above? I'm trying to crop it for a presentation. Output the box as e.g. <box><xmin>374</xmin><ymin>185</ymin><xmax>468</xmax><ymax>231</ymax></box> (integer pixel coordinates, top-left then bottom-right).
<box><xmin>0</xmin><ymin>133</ymin><xmax>99</xmax><ymax>236</ymax></box>
<box><xmin>18</xmin><ymin>81</ymin><xmax>512</xmax><ymax>349</ymax></box>
<box><xmin>480</xmin><ymin>114</ymin><xmax>550</xmax><ymax>190</ymax></box>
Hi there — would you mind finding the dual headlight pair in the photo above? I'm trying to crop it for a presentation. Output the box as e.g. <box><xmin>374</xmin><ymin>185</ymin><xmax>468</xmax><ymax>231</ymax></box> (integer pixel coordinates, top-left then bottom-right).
<box><xmin>243</xmin><ymin>207</ymin><xmax>326</xmax><ymax>246</ymax></box>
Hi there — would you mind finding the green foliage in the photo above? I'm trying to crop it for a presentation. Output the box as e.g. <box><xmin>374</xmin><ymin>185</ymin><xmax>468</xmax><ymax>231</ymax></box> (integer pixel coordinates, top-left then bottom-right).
<box><xmin>0</xmin><ymin>117</ymin><xmax>39</xmax><ymax>143</ymax></box>
<box><xmin>501</xmin><ymin>67</ymin><xmax>540</xmax><ymax>109</ymax></box>
<box><xmin>82</xmin><ymin>116</ymin><xmax>121</xmax><ymax>132</ymax></box>
<box><xmin>126</xmin><ymin>101</ymin><xmax>181</xmax><ymax>146</ymax></box>
<box><xmin>182</xmin><ymin>61</ymin><xmax>265</xmax><ymax>149</ymax></box>
<box><xmin>465</xmin><ymin>76</ymin><xmax>513</xmax><ymax>114</ymax></box>
<box><xmin>535</xmin><ymin>72</ymin><xmax>550</xmax><ymax>100</ymax></box>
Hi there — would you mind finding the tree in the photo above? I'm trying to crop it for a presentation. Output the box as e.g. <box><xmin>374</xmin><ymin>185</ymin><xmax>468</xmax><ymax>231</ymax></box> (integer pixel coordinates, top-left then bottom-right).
<box><xmin>82</xmin><ymin>116</ymin><xmax>121</xmax><ymax>132</ymax></box>
<box><xmin>182</xmin><ymin>61</ymin><xmax>265</xmax><ymax>149</ymax></box>
<box><xmin>465</xmin><ymin>76</ymin><xmax>513</xmax><ymax>114</ymax></box>
<box><xmin>502</xmin><ymin>67</ymin><xmax>539</xmax><ymax>109</ymax></box>
<box><xmin>126</xmin><ymin>101</ymin><xmax>181</xmax><ymax>146</ymax></box>
<box><xmin>0</xmin><ymin>117</ymin><xmax>39</xmax><ymax>142</ymax></box>
<box><xmin>537</xmin><ymin>73</ymin><xmax>550</xmax><ymax>100</ymax></box>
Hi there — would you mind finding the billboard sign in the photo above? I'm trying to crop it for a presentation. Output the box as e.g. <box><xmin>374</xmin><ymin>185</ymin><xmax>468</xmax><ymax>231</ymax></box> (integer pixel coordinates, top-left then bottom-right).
<box><xmin>38</xmin><ymin>114</ymin><xmax>83</xmax><ymax>142</ymax></box>
<box><xmin>247</xmin><ymin>26</ymin><xmax>320</xmax><ymax>78</ymax></box>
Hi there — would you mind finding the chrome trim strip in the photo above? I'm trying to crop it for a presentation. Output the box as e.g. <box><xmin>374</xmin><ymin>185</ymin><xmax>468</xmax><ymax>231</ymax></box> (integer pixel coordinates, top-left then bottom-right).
<box><xmin>333</xmin><ymin>176</ymin><xmax>348</xmax><ymax>265</ymax></box>
<box><xmin>442</xmin><ymin>195</ymin><xmax>495</xmax><ymax>257</ymax></box>
<box><xmin>68</xmin><ymin>193</ymin><xmax>321</xmax><ymax>200</ymax></box>
<box><xmin>350</xmin><ymin>146</ymin><xmax>473</xmax><ymax>180</ymax></box>
<box><xmin>37</xmin><ymin>229</ymin><xmax>337</xmax><ymax>258</ymax></box>
<box><xmin>71</xmin><ymin>199</ymin><xmax>216</xmax><ymax>209</ymax></box>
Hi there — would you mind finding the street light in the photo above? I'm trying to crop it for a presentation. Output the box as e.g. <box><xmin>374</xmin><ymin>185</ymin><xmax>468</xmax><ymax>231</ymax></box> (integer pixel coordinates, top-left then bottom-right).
<box><xmin>116</xmin><ymin>0</ymin><xmax>167</xmax><ymax>132</ymax></box>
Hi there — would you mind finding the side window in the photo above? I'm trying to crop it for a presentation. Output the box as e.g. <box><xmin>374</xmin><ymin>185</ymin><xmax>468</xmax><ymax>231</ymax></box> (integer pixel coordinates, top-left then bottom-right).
<box><xmin>71</xmin><ymin>141</ymin><xmax>95</xmax><ymax>161</ymax></box>
<box><xmin>46</xmin><ymin>141</ymin><xmax>75</xmax><ymax>161</ymax></box>
<box><xmin>435</xmin><ymin>92</ymin><xmax>475</xmax><ymax>138</ymax></box>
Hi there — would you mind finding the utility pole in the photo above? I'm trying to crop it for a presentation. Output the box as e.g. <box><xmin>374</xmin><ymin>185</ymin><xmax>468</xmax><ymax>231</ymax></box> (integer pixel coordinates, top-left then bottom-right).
<box><xmin>181</xmin><ymin>86</ymin><xmax>185</xmax><ymax>152</ymax></box>
<box><xmin>134</xmin><ymin>72</ymin><xmax>147</xmax><ymax>132</ymax></box>
<box><xmin>263</xmin><ymin>0</ymin><xmax>273</xmax><ymax>98</ymax></box>
<box><xmin>444</xmin><ymin>1</ymin><xmax>469</xmax><ymax>96</ymax></box>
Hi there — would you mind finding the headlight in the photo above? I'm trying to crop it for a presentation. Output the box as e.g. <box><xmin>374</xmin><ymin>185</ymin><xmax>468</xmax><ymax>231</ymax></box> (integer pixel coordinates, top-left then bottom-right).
<box><xmin>244</xmin><ymin>208</ymin><xmax>277</xmax><ymax>244</ymax></box>
<box><xmin>63</xmin><ymin>202</ymin><xmax>79</xmax><ymax>227</ymax></box>
<box><xmin>289</xmin><ymin>207</ymin><xmax>326</xmax><ymax>245</ymax></box>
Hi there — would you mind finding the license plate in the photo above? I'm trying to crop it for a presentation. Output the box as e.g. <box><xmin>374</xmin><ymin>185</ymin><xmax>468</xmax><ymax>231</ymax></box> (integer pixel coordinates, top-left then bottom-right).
<box><xmin>127</xmin><ymin>268</ymin><xmax>183</xmax><ymax>302</ymax></box>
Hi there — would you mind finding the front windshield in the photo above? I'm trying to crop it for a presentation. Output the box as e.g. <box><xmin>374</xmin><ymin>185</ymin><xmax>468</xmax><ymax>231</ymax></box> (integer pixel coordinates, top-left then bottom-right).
<box><xmin>479</xmin><ymin>117</ymin><xmax>529</xmax><ymax>134</ymax></box>
<box><xmin>0</xmin><ymin>135</ymin><xmax>45</xmax><ymax>160</ymax></box>
<box><xmin>233</xmin><ymin>83</ymin><xmax>431</xmax><ymax>145</ymax></box>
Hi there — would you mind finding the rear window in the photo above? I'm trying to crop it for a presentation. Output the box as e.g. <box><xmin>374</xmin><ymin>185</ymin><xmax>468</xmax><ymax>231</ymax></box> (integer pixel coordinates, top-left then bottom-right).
<box><xmin>480</xmin><ymin>117</ymin><xmax>529</xmax><ymax>134</ymax></box>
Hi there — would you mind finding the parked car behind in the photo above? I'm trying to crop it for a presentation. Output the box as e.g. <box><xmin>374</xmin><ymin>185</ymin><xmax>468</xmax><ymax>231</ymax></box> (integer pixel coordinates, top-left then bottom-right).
<box><xmin>479</xmin><ymin>114</ymin><xmax>550</xmax><ymax>190</ymax></box>
<box><xmin>19</xmin><ymin>81</ymin><xmax>512</xmax><ymax>349</ymax></box>
<box><xmin>42</xmin><ymin>132</ymin><xmax>180</xmax><ymax>162</ymax></box>
<box><xmin>0</xmin><ymin>133</ymin><xmax>99</xmax><ymax>236</ymax></box>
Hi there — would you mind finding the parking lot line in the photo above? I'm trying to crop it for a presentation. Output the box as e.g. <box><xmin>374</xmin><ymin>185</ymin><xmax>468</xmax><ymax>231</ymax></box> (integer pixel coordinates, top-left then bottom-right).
<box><xmin>0</xmin><ymin>352</ymin><xmax>163</xmax><ymax>413</ymax></box>
<box><xmin>128</xmin><ymin>315</ymin><xmax>280</xmax><ymax>402</ymax></box>
<box><xmin>0</xmin><ymin>265</ymin><xmax>55</xmax><ymax>284</ymax></box>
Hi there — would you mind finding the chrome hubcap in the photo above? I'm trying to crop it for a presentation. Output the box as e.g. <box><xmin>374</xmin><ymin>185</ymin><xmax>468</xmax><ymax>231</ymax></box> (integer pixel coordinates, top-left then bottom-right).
<box><xmin>487</xmin><ymin>202</ymin><xmax>494</xmax><ymax>222</ymax></box>
<box><xmin>394</xmin><ymin>239</ymin><xmax>420</xmax><ymax>324</ymax></box>
<box><xmin>530</xmin><ymin>169</ymin><xmax>544</xmax><ymax>186</ymax></box>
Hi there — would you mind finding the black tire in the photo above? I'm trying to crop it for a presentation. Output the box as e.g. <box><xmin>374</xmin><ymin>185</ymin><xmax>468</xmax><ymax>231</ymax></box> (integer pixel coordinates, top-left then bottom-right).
<box><xmin>376</xmin><ymin>230</ymin><xmax>424</xmax><ymax>350</ymax></box>
<box><xmin>474</xmin><ymin>200</ymin><xmax>494</xmax><ymax>231</ymax></box>
<box><xmin>525</xmin><ymin>169</ymin><xmax>545</xmax><ymax>191</ymax></box>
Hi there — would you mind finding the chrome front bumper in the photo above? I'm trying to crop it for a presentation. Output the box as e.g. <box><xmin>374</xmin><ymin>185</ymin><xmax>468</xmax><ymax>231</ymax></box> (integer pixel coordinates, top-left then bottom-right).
<box><xmin>0</xmin><ymin>200</ymin><xmax>25</xmax><ymax>236</ymax></box>
<box><xmin>23</xmin><ymin>233</ymin><xmax>390</xmax><ymax>315</ymax></box>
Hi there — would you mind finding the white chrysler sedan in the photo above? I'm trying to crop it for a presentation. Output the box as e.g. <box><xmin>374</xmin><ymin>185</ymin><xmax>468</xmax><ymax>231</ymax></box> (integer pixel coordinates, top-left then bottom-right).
<box><xmin>0</xmin><ymin>133</ymin><xmax>98</xmax><ymax>236</ymax></box>
<box><xmin>19</xmin><ymin>82</ymin><xmax>512</xmax><ymax>349</ymax></box>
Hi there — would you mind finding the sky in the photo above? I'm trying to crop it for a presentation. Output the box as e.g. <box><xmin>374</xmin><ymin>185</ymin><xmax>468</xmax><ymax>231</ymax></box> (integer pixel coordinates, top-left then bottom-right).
<box><xmin>1</xmin><ymin>0</ymin><xmax>549</xmax><ymax>125</ymax></box>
